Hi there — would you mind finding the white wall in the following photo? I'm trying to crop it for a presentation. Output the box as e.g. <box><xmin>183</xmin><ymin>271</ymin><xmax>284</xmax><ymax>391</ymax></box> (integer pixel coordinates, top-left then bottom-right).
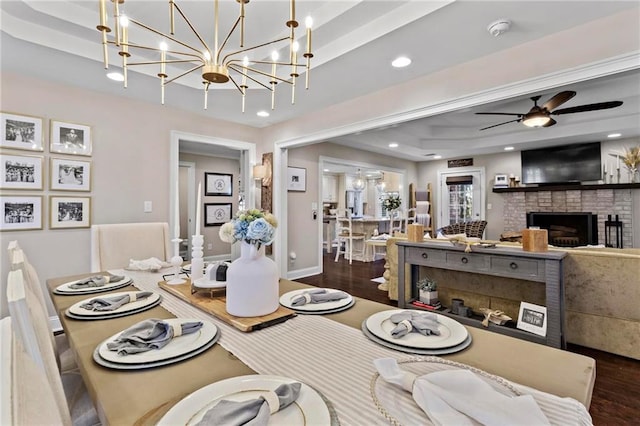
<box><xmin>0</xmin><ymin>72</ymin><xmax>260</xmax><ymax>317</ymax></box>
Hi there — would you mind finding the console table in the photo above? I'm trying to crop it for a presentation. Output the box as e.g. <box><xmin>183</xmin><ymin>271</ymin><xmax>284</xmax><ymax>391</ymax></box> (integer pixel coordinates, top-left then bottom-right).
<box><xmin>397</xmin><ymin>241</ymin><xmax>567</xmax><ymax>348</ymax></box>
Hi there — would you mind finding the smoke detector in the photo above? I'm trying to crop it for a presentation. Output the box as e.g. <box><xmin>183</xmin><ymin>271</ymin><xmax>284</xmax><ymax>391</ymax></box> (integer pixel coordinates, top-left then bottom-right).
<box><xmin>487</xmin><ymin>19</ymin><xmax>511</xmax><ymax>37</ymax></box>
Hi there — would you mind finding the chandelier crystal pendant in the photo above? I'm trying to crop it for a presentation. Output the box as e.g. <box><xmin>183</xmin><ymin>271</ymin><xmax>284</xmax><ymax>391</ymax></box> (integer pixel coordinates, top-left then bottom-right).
<box><xmin>96</xmin><ymin>0</ymin><xmax>314</xmax><ymax>111</ymax></box>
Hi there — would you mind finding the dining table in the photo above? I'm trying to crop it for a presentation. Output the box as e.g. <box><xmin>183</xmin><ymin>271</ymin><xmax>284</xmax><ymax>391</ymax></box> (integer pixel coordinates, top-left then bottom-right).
<box><xmin>48</xmin><ymin>269</ymin><xmax>596</xmax><ymax>425</ymax></box>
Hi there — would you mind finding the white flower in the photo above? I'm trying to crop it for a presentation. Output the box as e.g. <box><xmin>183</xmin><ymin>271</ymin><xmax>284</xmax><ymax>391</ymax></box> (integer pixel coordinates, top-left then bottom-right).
<box><xmin>219</xmin><ymin>222</ymin><xmax>235</xmax><ymax>243</ymax></box>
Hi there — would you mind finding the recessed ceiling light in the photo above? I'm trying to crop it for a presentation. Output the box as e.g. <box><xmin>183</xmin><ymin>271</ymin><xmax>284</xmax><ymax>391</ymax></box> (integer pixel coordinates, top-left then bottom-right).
<box><xmin>504</xmin><ymin>146</ymin><xmax>515</xmax><ymax>151</ymax></box>
<box><xmin>256</xmin><ymin>111</ymin><xmax>270</xmax><ymax>117</ymax></box>
<box><xmin>388</xmin><ymin>142</ymin><xmax>399</xmax><ymax>148</ymax></box>
<box><xmin>391</xmin><ymin>56</ymin><xmax>411</xmax><ymax>68</ymax></box>
<box><xmin>106</xmin><ymin>72</ymin><xmax>124</xmax><ymax>82</ymax></box>
<box><xmin>607</xmin><ymin>133</ymin><xmax>622</xmax><ymax>138</ymax></box>
<box><xmin>433</xmin><ymin>155</ymin><xmax>442</xmax><ymax>160</ymax></box>
<box><xmin>323</xmin><ymin>169</ymin><xmax>329</xmax><ymax>172</ymax></box>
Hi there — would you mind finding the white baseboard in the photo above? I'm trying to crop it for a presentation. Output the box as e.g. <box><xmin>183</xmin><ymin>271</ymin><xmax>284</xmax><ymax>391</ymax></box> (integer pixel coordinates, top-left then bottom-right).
<box><xmin>287</xmin><ymin>266</ymin><xmax>321</xmax><ymax>280</ymax></box>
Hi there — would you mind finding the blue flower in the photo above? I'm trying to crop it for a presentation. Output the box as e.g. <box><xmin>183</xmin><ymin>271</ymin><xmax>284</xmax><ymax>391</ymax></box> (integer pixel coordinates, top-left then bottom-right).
<box><xmin>218</xmin><ymin>209</ymin><xmax>277</xmax><ymax>247</ymax></box>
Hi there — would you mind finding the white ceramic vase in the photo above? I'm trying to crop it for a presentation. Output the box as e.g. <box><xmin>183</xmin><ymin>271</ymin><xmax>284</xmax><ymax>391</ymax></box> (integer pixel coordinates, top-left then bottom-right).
<box><xmin>226</xmin><ymin>241</ymin><xmax>279</xmax><ymax>317</ymax></box>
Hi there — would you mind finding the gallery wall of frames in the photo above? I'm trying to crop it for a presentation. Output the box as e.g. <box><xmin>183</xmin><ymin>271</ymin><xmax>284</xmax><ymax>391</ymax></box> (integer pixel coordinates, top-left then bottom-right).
<box><xmin>0</xmin><ymin>111</ymin><xmax>92</xmax><ymax>231</ymax></box>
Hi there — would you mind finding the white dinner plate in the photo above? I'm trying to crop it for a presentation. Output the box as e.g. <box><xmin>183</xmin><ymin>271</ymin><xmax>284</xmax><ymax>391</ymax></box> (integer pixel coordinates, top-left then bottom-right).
<box><xmin>66</xmin><ymin>291</ymin><xmax>161</xmax><ymax>317</ymax></box>
<box><xmin>157</xmin><ymin>375</ymin><xmax>332</xmax><ymax>426</ymax></box>
<box><xmin>54</xmin><ymin>275</ymin><xmax>132</xmax><ymax>295</ymax></box>
<box><xmin>182</xmin><ymin>262</ymin><xmax>209</xmax><ymax>273</ymax></box>
<box><xmin>97</xmin><ymin>318</ymin><xmax>218</xmax><ymax>364</ymax></box>
<box><xmin>292</xmin><ymin>299</ymin><xmax>356</xmax><ymax>315</ymax></box>
<box><xmin>192</xmin><ymin>278</ymin><xmax>227</xmax><ymax>289</ymax></box>
<box><xmin>93</xmin><ymin>331</ymin><xmax>219</xmax><ymax>370</ymax></box>
<box><xmin>279</xmin><ymin>289</ymin><xmax>353</xmax><ymax>312</ymax></box>
<box><xmin>365</xmin><ymin>309</ymin><xmax>468</xmax><ymax>349</ymax></box>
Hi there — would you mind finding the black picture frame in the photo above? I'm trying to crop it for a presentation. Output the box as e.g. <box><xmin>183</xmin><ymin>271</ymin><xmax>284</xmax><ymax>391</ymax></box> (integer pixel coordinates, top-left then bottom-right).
<box><xmin>205</xmin><ymin>203</ymin><xmax>232</xmax><ymax>227</ymax></box>
<box><xmin>205</xmin><ymin>172</ymin><xmax>233</xmax><ymax>196</ymax></box>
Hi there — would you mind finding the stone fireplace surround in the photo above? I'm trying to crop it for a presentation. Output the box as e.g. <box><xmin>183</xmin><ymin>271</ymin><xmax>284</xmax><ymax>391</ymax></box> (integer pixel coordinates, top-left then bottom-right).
<box><xmin>502</xmin><ymin>188</ymin><xmax>634</xmax><ymax>248</ymax></box>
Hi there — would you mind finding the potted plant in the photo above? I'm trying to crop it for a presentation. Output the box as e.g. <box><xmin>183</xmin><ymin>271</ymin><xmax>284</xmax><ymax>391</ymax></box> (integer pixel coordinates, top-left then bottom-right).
<box><xmin>417</xmin><ymin>276</ymin><xmax>439</xmax><ymax>305</ymax></box>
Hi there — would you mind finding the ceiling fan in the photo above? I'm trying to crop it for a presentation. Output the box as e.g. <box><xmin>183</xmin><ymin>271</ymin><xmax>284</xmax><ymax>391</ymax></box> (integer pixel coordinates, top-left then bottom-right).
<box><xmin>476</xmin><ymin>91</ymin><xmax>623</xmax><ymax>131</ymax></box>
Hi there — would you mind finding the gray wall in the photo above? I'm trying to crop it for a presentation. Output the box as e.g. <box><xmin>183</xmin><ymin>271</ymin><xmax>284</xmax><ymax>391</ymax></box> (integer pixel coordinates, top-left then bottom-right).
<box><xmin>0</xmin><ymin>72</ymin><xmax>260</xmax><ymax>318</ymax></box>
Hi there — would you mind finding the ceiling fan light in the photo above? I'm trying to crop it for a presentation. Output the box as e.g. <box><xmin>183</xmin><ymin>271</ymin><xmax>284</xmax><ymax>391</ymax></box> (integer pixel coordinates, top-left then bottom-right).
<box><xmin>522</xmin><ymin>114</ymin><xmax>551</xmax><ymax>128</ymax></box>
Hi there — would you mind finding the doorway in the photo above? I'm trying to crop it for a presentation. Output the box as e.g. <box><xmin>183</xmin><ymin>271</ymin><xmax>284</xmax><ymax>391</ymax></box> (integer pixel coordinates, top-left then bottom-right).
<box><xmin>169</xmin><ymin>131</ymin><xmax>257</xmax><ymax>262</ymax></box>
<box><xmin>437</xmin><ymin>168</ymin><xmax>485</xmax><ymax>229</ymax></box>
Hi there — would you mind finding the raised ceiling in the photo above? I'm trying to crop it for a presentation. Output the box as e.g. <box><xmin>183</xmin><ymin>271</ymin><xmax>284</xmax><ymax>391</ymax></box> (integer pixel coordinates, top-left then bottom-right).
<box><xmin>1</xmin><ymin>1</ymin><xmax>639</xmax><ymax>160</ymax></box>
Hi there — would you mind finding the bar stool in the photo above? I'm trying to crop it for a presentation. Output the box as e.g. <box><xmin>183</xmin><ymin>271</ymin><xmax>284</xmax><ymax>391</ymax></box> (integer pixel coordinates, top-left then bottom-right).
<box><xmin>334</xmin><ymin>209</ymin><xmax>366</xmax><ymax>264</ymax></box>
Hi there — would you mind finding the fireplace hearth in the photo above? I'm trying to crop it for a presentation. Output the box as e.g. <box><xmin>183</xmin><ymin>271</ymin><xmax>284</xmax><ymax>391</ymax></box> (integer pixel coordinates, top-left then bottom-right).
<box><xmin>526</xmin><ymin>212</ymin><xmax>598</xmax><ymax>247</ymax></box>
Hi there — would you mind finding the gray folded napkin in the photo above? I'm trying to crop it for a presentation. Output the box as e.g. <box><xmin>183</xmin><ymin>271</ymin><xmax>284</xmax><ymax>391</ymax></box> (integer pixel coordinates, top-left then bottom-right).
<box><xmin>291</xmin><ymin>289</ymin><xmax>349</xmax><ymax>307</ymax></box>
<box><xmin>69</xmin><ymin>273</ymin><xmax>124</xmax><ymax>289</ymax></box>
<box><xmin>195</xmin><ymin>382</ymin><xmax>302</xmax><ymax>426</ymax></box>
<box><xmin>389</xmin><ymin>311</ymin><xmax>440</xmax><ymax>338</ymax></box>
<box><xmin>80</xmin><ymin>291</ymin><xmax>153</xmax><ymax>312</ymax></box>
<box><xmin>106</xmin><ymin>318</ymin><xmax>203</xmax><ymax>355</ymax></box>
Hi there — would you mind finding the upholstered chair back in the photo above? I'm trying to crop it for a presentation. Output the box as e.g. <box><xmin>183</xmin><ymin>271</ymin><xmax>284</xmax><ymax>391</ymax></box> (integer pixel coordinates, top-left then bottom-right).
<box><xmin>91</xmin><ymin>222</ymin><xmax>171</xmax><ymax>271</ymax></box>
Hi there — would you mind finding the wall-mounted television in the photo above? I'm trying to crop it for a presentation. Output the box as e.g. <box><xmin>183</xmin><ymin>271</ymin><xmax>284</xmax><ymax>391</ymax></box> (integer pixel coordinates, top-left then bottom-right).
<box><xmin>521</xmin><ymin>142</ymin><xmax>601</xmax><ymax>185</ymax></box>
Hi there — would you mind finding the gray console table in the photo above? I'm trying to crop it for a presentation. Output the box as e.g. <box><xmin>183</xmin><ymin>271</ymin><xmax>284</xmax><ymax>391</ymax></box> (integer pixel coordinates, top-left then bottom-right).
<box><xmin>397</xmin><ymin>241</ymin><xmax>567</xmax><ymax>348</ymax></box>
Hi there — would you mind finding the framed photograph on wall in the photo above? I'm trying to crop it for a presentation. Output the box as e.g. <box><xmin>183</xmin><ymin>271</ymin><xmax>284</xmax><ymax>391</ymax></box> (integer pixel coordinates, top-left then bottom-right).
<box><xmin>50</xmin><ymin>157</ymin><xmax>91</xmax><ymax>191</ymax></box>
<box><xmin>0</xmin><ymin>112</ymin><xmax>44</xmax><ymax>151</ymax></box>
<box><xmin>0</xmin><ymin>153</ymin><xmax>44</xmax><ymax>190</ymax></box>
<box><xmin>205</xmin><ymin>172</ymin><xmax>233</xmax><ymax>196</ymax></box>
<box><xmin>0</xmin><ymin>195</ymin><xmax>43</xmax><ymax>231</ymax></box>
<box><xmin>50</xmin><ymin>196</ymin><xmax>91</xmax><ymax>229</ymax></box>
<box><xmin>516</xmin><ymin>301</ymin><xmax>548</xmax><ymax>337</ymax></box>
<box><xmin>50</xmin><ymin>120</ymin><xmax>92</xmax><ymax>156</ymax></box>
<box><xmin>287</xmin><ymin>167</ymin><xmax>306</xmax><ymax>192</ymax></box>
<box><xmin>205</xmin><ymin>203</ymin><xmax>232</xmax><ymax>227</ymax></box>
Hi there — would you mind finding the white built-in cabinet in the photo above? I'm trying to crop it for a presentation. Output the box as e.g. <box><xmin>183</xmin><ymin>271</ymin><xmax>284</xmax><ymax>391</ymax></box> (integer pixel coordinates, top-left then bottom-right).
<box><xmin>322</xmin><ymin>175</ymin><xmax>338</xmax><ymax>202</ymax></box>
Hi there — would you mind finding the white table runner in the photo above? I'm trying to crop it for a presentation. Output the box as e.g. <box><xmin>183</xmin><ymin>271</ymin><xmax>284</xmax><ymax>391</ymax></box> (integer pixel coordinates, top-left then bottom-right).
<box><xmin>119</xmin><ymin>269</ymin><xmax>592</xmax><ymax>426</ymax></box>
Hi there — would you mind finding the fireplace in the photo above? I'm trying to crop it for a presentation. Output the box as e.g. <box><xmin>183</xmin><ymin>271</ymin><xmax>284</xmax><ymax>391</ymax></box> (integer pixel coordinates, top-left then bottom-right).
<box><xmin>526</xmin><ymin>212</ymin><xmax>598</xmax><ymax>247</ymax></box>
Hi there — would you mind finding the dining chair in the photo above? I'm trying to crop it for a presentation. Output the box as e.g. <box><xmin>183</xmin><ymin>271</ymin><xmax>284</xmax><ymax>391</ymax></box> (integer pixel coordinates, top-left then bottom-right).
<box><xmin>334</xmin><ymin>209</ymin><xmax>366</xmax><ymax>264</ymax></box>
<box><xmin>91</xmin><ymin>222</ymin><xmax>172</xmax><ymax>271</ymax></box>
<box><xmin>1</xmin><ymin>317</ymin><xmax>66</xmax><ymax>426</ymax></box>
<box><xmin>389</xmin><ymin>209</ymin><xmax>404</xmax><ymax>236</ymax></box>
<box><xmin>6</xmin><ymin>270</ymin><xmax>100</xmax><ymax>426</ymax></box>
<box><xmin>9</xmin><ymin>247</ymin><xmax>77</xmax><ymax>374</ymax></box>
<box><xmin>404</xmin><ymin>208</ymin><xmax>417</xmax><ymax>231</ymax></box>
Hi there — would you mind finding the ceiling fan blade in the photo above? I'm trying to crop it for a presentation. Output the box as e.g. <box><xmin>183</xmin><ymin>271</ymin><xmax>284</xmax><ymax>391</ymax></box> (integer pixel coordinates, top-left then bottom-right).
<box><xmin>542</xmin><ymin>118</ymin><xmax>557</xmax><ymax>127</ymax></box>
<box><xmin>542</xmin><ymin>91</ymin><xmax>576</xmax><ymax>111</ymax></box>
<box><xmin>551</xmin><ymin>101</ymin><xmax>623</xmax><ymax>115</ymax></box>
<box><xmin>479</xmin><ymin>119</ymin><xmax>521</xmax><ymax>131</ymax></box>
<box><xmin>475</xmin><ymin>112</ymin><xmax>523</xmax><ymax>116</ymax></box>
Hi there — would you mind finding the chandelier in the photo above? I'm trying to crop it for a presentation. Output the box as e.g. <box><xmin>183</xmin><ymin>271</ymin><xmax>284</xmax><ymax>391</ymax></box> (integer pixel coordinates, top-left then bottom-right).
<box><xmin>96</xmin><ymin>0</ymin><xmax>314</xmax><ymax>111</ymax></box>
<box><xmin>352</xmin><ymin>169</ymin><xmax>365</xmax><ymax>191</ymax></box>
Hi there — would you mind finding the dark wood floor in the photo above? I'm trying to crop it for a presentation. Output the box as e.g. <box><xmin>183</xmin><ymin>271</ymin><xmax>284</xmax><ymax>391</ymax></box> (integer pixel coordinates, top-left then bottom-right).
<box><xmin>295</xmin><ymin>251</ymin><xmax>640</xmax><ymax>425</ymax></box>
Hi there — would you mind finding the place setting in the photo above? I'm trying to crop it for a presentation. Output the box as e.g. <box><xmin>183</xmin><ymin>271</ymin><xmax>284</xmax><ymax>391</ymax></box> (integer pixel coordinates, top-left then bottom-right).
<box><xmin>93</xmin><ymin>317</ymin><xmax>220</xmax><ymax>370</ymax></box>
<box><xmin>157</xmin><ymin>374</ymin><xmax>337</xmax><ymax>425</ymax></box>
<box><xmin>361</xmin><ymin>309</ymin><xmax>471</xmax><ymax>355</ymax></box>
<box><xmin>64</xmin><ymin>291</ymin><xmax>162</xmax><ymax>320</ymax></box>
<box><xmin>279</xmin><ymin>288</ymin><xmax>354</xmax><ymax>314</ymax></box>
<box><xmin>53</xmin><ymin>272</ymin><xmax>133</xmax><ymax>295</ymax></box>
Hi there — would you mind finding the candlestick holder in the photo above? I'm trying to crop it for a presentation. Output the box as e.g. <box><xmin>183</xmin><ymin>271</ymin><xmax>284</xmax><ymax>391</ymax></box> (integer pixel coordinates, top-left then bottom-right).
<box><xmin>190</xmin><ymin>234</ymin><xmax>205</xmax><ymax>283</ymax></box>
<box><xmin>609</xmin><ymin>173</ymin><xmax>614</xmax><ymax>184</ymax></box>
<box><xmin>166</xmin><ymin>238</ymin><xmax>185</xmax><ymax>285</ymax></box>
<box><xmin>617</xmin><ymin>168</ymin><xmax>621</xmax><ymax>184</ymax></box>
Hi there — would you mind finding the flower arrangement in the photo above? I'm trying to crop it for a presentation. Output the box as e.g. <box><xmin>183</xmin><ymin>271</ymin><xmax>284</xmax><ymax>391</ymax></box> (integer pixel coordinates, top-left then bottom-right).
<box><xmin>219</xmin><ymin>209</ymin><xmax>278</xmax><ymax>248</ymax></box>
<box><xmin>382</xmin><ymin>194</ymin><xmax>402</xmax><ymax>211</ymax></box>
<box><xmin>622</xmin><ymin>146</ymin><xmax>640</xmax><ymax>170</ymax></box>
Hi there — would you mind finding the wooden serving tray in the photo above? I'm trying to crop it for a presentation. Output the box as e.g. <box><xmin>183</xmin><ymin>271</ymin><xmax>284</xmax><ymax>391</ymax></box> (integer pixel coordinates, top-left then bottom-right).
<box><xmin>158</xmin><ymin>280</ymin><xmax>296</xmax><ymax>332</ymax></box>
